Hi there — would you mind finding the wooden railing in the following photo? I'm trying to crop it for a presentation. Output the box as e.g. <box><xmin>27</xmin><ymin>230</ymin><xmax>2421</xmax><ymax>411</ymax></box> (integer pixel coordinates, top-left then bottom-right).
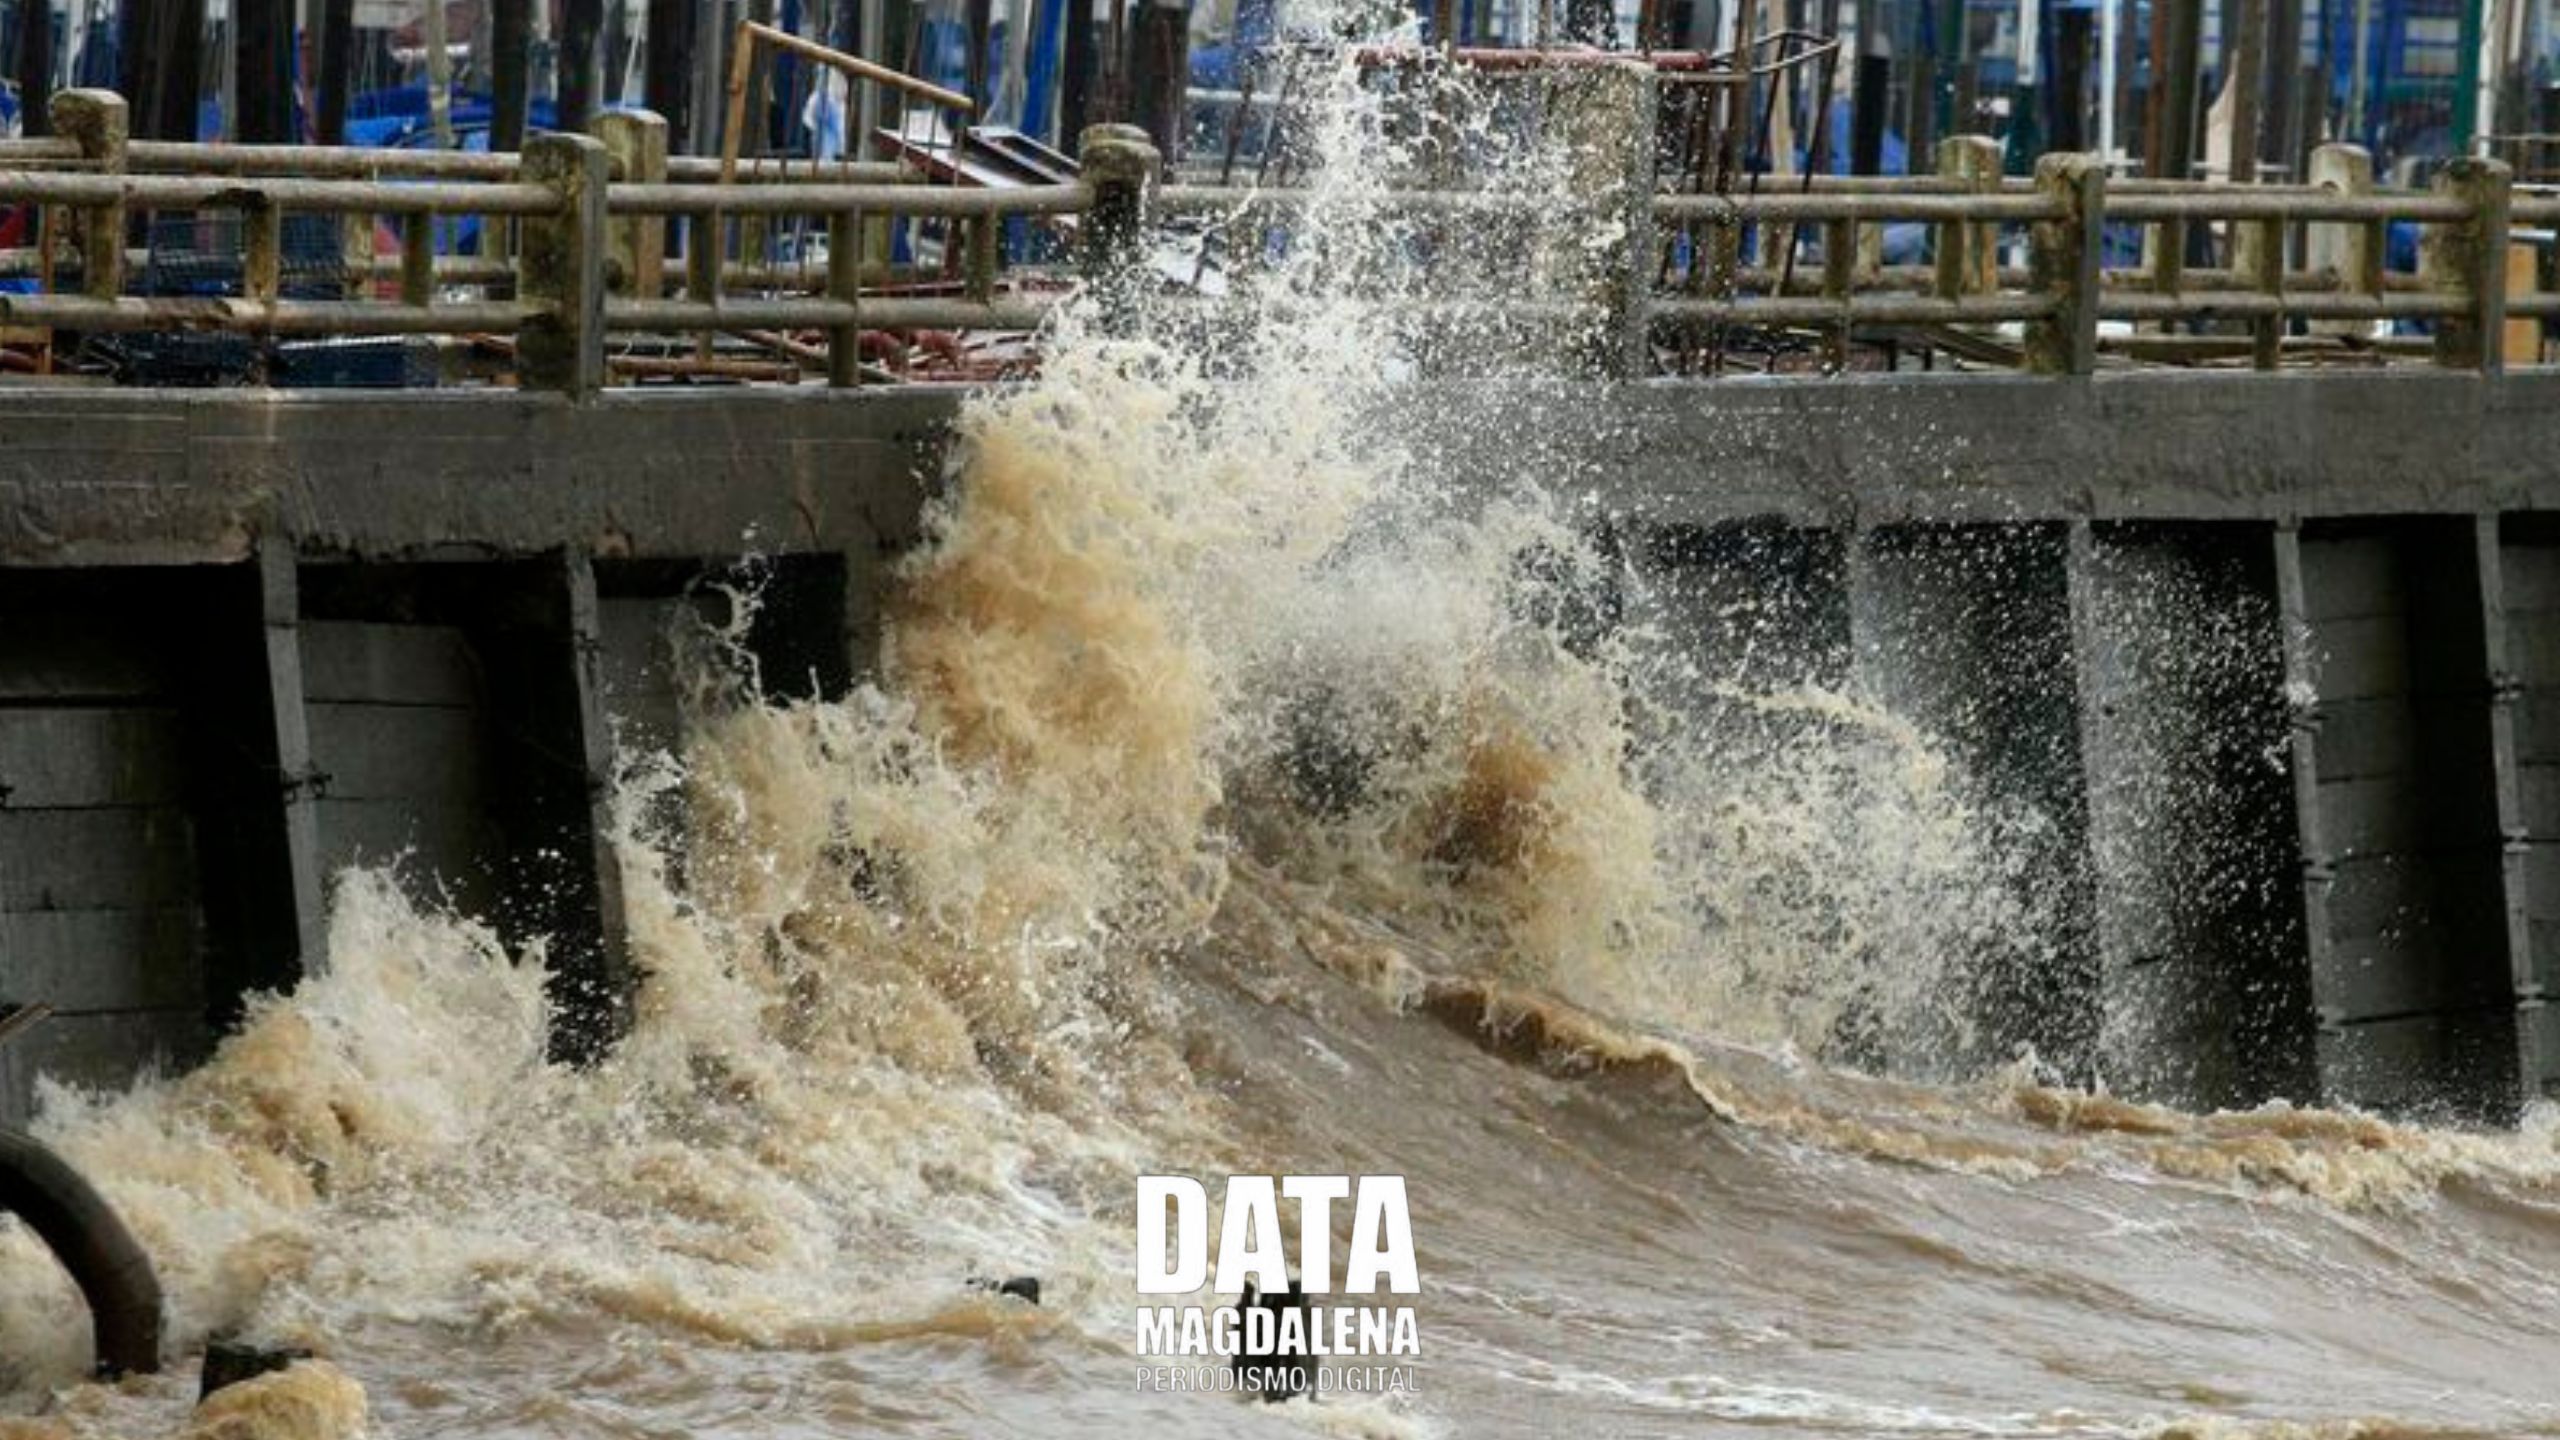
<box><xmin>0</xmin><ymin>83</ymin><xmax>2550</xmax><ymax>391</ymax></box>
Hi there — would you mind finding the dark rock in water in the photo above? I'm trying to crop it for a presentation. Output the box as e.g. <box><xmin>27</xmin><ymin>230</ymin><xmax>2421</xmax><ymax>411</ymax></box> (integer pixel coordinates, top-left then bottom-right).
<box><xmin>967</xmin><ymin>1275</ymin><xmax>1042</xmax><ymax>1305</ymax></box>
<box><xmin>200</xmin><ymin>1338</ymin><xmax>313</xmax><ymax>1401</ymax></box>
<box><xmin>1231</xmin><ymin>1279</ymin><xmax>1310</xmax><ymax>1402</ymax></box>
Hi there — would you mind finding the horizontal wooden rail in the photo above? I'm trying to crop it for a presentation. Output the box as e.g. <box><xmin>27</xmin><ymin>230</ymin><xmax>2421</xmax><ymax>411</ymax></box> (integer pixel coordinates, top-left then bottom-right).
<box><xmin>1656</xmin><ymin>191</ymin><xmax>2067</xmax><ymax>223</ymax></box>
<box><xmin>0</xmin><ymin>294</ymin><xmax>542</xmax><ymax>333</ymax></box>
<box><xmin>1655</xmin><ymin>293</ymin><xmax>2058</xmax><ymax>325</ymax></box>
<box><xmin>607</xmin><ymin>296</ymin><xmax>1055</xmax><ymax>330</ymax></box>
<box><xmin>0</xmin><ymin>168</ymin><xmax>556</xmax><ymax>214</ymax></box>
<box><xmin>607</xmin><ymin>180</ymin><xmax>1087</xmax><ymax>216</ymax></box>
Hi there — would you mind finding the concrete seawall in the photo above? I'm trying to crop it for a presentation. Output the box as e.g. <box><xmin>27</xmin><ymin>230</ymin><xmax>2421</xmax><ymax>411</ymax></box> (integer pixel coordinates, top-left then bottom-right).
<box><xmin>5</xmin><ymin>370</ymin><xmax>2557</xmax><ymax>1122</ymax></box>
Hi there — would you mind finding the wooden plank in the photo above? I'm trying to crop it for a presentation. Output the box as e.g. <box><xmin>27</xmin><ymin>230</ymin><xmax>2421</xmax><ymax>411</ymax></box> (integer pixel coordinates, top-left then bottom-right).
<box><xmin>2</xmin><ymin>907</ymin><xmax>203</xmax><ymax>1012</ymax></box>
<box><xmin>2519</xmin><ymin>762</ymin><xmax>2560</xmax><ymax>837</ymax></box>
<box><xmin>2318</xmin><ymin>1008</ymin><xmax>2514</xmax><ymax>1119</ymax></box>
<box><xmin>2307</xmin><ymin>697</ymin><xmax>2415</xmax><ymax>782</ymax></box>
<box><xmin>0</xmin><ymin>1009</ymin><xmax>209</xmax><ymax>1123</ymax></box>
<box><xmin>2301</xmin><ymin>613</ymin><xmax>2412</xmax><ymax>703</ymax></box>
<box><xmin>2519</xmin><ymin>843</ymin><xmax>2560</xmax><ymax>922</ymax></box>
<box><xmin>305</xmin><ymin>702</ymin><xmax>483</xmax><ymax>802</ymax></box>
<box><xmin>313</xmin><ymin>796</ymin><xmax>493</xmax><ymax>891</ymax></box>
<box><xmin>0</xmin><ymin>707</ymin><xmax>185</xmax><ymax>808</ymax></box>
<box><xmin>0</xmin><ymin>617</ymin><xmax>169</xmax><ymax>701</ymax></box>
<box><xmin>2513</xmin><ymin>692</ymin><xmax>2560</xmax><ymax>760</ymax></box>
<box><xmin>594</xmin><ymin>595</ymin><xmax>688</xmax><ymax>757</ymax></box>
<box><xmin>2501</xmin><ymin>621</ymin><xmax>2560</xmax><ymax>690</ymax></box>
<box><xmin>2322</xmin><ymin>928</ymin><xmax>2509</xmax><ymax>1023</ymax></box>
<box><xmin>2525</xmin><ymin>999</ymin><xmax>2560</xmax><ymax>1104</ymax></box>
<box><xmin>0</xmin><ymin>808</ymin><xmax>197</xmax><ymax>910</ymax></box>
<box><xmin>2498</xmin><ymin>537</ymin><xmax>2560</xmax><ymax>616</ymax></box>
<box><xmin>2324</xmin><ymin>851</ymin><xmax>2440</xmax><ymax>939</ymax></box>
<box><xmin>2299</xmin><ymin>533</ymin><xmax>2406</xmax><ymax>623</ymax></box>
<box><xmin>298</xmin><ymin>620</ymin><xmax>483</xmax><ymax>706</ymax></box>
<box><xmin>2314</xmin><ymin>775</ymin><xmax>2438</xmax><ymax>856</ymax></box>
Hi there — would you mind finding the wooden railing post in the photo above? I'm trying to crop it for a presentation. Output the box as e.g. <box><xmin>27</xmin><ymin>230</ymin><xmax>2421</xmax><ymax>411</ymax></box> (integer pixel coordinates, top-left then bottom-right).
<box><xmin>2027</xmin><ymin>152</ymin><xmax>2105</xmax><ymax>375</ymax></box>
<box><xmin>48</xmin><ymin>89</ymin><xmax>127</xmax><ymax>301</ymax></box>
<box><xmin>2426</xmin><ymin>156</ymin><xmax>2513</xmax><ymax>373</ymax></box>
<box><xmin>517</xmin><ymin>132</ymin><xmax>610</xmax><ymax>397</ymax></box>
<box><xmin>826</xmin><ymin>206</ymin><xmax>864</xmax><ymax>387</ymax></box>
<box><xmin>1078</xmin><ymin>122</ymin><xmax>1160</xmax><ymax>334</ymax></box>
<box><xmin>1609</xmin><ymin>63</ymin><xmax>1659</xmax><ymax>378</ymax></box>
<box><xmin>592</xmin><ymin>108</ymin><xmax>669</xmax><ymax>305</ymax></box>
<box><xmin>1822</xmin><ymin>215</ymin><xmax>1856</xmax><ymax>369</ymax></box>
<box><xmin>1934</xmin><ymin>134</ymin><xmax>2003</xmax><ymax>299</ymax></box>
<box><xmin>2241</xmin><ymin>213</ymin><xmax>2286</xmax><ymax>367</ymax></box>
<box><xmin>2306</xmin><ymin>144</ymin><xmax>2378</xmax><ymax>338</ymax></box>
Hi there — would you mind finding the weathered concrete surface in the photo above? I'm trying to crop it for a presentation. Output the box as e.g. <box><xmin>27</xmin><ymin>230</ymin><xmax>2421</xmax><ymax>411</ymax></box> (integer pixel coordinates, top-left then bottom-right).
<box><xmin>5</xmin><ymin>369</ymin><xmax>2558</xmax><ymax>568</ymax></box>
<box><xmin>1394</xmin><ymin>369</ymin><xmax>2560</xmax><ymax>525</ymax></box>
<box><xmin>0</xmin><ymin>386</ymin><xmax>953</xmax><ymax>566</ymax></box>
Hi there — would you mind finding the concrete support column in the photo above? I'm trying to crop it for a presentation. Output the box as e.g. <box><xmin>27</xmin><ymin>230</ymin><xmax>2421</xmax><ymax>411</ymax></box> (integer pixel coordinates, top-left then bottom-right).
<box><xmin>256</xmin><ymin>544</ymin><xmax>328</xmax><ymax>984</ymax></box>
<box><xmin>2473</xmin><ymin>516</ymin><xmax>2547</xmax><ymax>1106</ymax></box>
<box><xmin>552</xmin><ymin>550</ymin><xmax>631</xmax><ymax>1062</ymax></box>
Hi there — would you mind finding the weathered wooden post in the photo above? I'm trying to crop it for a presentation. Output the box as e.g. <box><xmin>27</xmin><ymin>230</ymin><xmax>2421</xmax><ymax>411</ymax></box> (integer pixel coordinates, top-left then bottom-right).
<box><xmin>1606</xmin><ymin>63</ymin><xmax>1659</xmax><ymax>380</ymax></box>
<box><xmin>1934</xmin><ymin>134</ymin><xmax>2002</xmax><ymax>300</ymax></box>
<box><xmin>48</xmin><ymin>90</ymin><xmax>127</xmax><ymax>302</ymax></box>
<box><xmin>2026</xmin><ymin>152</ymin><xmax>2104</xmax><ymax>375</ymax></box>
<box><xmin>2425</xmin><ymin>156</ymin><xmax>2513</xmax><ymax>374</ymax></box>
<box><xmin>2306</xmin><ymin>144</ymin><xmax>2379</xmax><ymax>338</ymax></box>
<box><xmin>1078</xmin><ymin>122</ymin><xmax>1161</xmax><ymax>334</ymax></box>
<box><xmin>2239</xmin><ymin>212</ymin><xmax>2286</xmax><ymax>368</ymax></box>
<box><xmin>827</xmin><ymin>204</ymin><xmax>865</xmax><ymax>387</ymax></box>
<box><xmin>592</xmin><ymin>108</ymin><xmax>670</xmax><ymax>306</ymax></box>
<box><xmin>517</xmin><ymin>132</ymin><xmax>611</xmax><ymax>397</ymax></box>
<box><xmin>1545</xmin><ymin>60</ymin><xmax>1656</xmax><ymax>378</ymax></box>
<box><xmin>1822</xmin><ymin>215</ymin><xmax>1857</xmax><ymax>369</ymax></box>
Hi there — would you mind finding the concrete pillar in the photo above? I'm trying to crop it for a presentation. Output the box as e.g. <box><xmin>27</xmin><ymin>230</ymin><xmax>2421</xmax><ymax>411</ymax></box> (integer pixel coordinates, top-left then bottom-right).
<box><xmin>257</xmin><ymin>547</ymin><xmax>328</xmax><ymax>980</ymax></box>
<box><xmin>518</xmin><ymin>132</ymin><xmax>612</xmax><ymax>397</ymax></box>
<box><xmin>1850</xmin><ymin>524</ymin><xmax>2101</xmax><ymax>1080</ymax></box>
<box><xmin>549</xmin><ymin>550</ymin><xmax>631</xmax><ymax>1061</ymax></box>
<box><xmin>2073</xmin><ymin>523</ymin><xmax>2312</xmax><ymax>1107</ymax></box>
<box><xmin>2472</xmin><ymin>516</ymin><xmax>2546</xmax><ymax>1108</ymax></box>
<box><xmin>2279</xmin><ymin>519</ymin><xmax>2518</xmax><ymax>1119</ymax></box>
<box><xmin>48</xmin><ymin>90</ymin><xmax>127</xmax><ymax>303</ymax></box>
